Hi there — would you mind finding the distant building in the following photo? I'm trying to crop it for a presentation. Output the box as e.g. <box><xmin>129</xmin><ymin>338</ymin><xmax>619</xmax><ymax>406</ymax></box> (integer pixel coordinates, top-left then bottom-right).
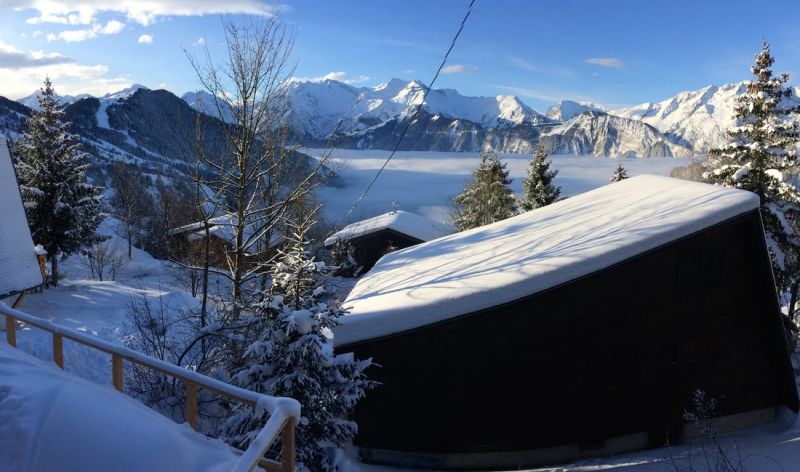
<box><xmin>168</xmin><ymin>215</ymin><xmax>283</xmax><ymax>270</ymax></box>
<box><xmin>324</xmin><ymin>210</ymin><xmax>454</xmax><ymax>274</ymax></box>
<box><xmin>334</xmin><ymin>175</ymin><xmax>799</xmax><ymax>470</ymax></box>
<box><xmin>0</xmin><ymin>139</ymin><xmax>43</xmax><ymax>305</ymax></box>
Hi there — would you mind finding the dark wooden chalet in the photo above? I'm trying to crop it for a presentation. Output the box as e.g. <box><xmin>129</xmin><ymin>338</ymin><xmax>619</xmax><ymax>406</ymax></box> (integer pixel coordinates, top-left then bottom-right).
<box><xmin>324</xmin><ymin>210</ymin><xmax>453</xmax><ymax>274</ymax></box>
<box><xmin>0</xmin><ymin>139</ymin><xmax>44</xmax><ymax>308</ymax></box>
<box><xmin>333</xmin><ymin>175</ymin><xmax>799</xmax><ymax>470</ymax></box>
<box><xmin>168</xmin><ymin>215</ymin><xmax>284</xmax><ymax>270</ymax></box>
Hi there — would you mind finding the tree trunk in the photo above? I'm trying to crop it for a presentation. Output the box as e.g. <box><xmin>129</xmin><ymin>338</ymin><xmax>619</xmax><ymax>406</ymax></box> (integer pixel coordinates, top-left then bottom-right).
<box><xmin>50</xmin><ymin>256</ymin><xmax>59</xmax><ymax>287</ymax></box>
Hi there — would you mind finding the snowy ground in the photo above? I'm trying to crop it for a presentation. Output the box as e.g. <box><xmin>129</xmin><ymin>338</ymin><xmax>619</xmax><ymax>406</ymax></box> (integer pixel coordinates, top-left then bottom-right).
<box><xmin>308</xmin><ymin>149</ymin><xmax>697</xmax><ymax>225</ymax></box>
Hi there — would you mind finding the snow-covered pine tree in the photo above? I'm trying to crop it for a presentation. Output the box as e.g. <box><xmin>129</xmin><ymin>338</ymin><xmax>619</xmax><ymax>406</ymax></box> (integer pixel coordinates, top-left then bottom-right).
<box><xmin>220</xmin><ymin>212</ymin><xmax>374</xmax><ymax>471</ymax></box>
<box><xmin>453</xmin><ymin>154</ymin><xmax>516</xmax><ymax>231</ymax></box>
<box><xmin>610</xmin><ymin>160</ymin><xmax>629</xmax><ymax>182</ymax></box>
<box><xmin>330</xmin><ymin>238</ymin><xmax>360</xmax><ymax>277</ymax></box>
<box><xmin>704</xmin><ymin>41</ymin><xmax>800</xmax><ymax>319</ymax></box>
<box><xmin>519</xmin><ymin>143</ymin><xmax>561</xmax><ymax>211</ymax></box>
<box><xmin>13</xmin><ymin>77</ymin><xmax>104</xmax><ymax>285</ymax></box>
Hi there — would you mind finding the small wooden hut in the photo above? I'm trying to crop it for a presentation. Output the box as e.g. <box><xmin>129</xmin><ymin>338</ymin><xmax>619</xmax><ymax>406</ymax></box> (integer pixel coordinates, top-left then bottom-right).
<box><xmin>324</xmin><ymin>210</ymin><xmax>453</xmax><ymax>274</ymax></box>
<box><xmin>168</xmin><ymin>215</ymin><xmax>284</xmax><ymax>270</ymax></box>
<box><xmin>334</xmin><ymin>175</ymin><xmax>799</xmax><ymax>470</ymax></box>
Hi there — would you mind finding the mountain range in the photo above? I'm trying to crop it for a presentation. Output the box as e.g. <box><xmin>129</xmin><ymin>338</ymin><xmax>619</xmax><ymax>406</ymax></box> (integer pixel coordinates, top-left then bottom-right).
<box><xmin>3</xmin><ymin>77</ymin><xmax>798</xmax><ymax>184</ymax></box>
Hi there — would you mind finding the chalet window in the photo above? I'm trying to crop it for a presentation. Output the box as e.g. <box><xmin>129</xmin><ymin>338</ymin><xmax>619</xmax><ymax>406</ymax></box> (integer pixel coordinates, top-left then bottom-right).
<box><xmin>674</xmin><ymin>246</ymin><xmax>728</xmax><ymax>289</ymax></box>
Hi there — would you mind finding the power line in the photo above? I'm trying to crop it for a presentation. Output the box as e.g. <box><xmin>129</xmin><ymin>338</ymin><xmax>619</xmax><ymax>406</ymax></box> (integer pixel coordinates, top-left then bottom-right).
<box><xmin>343</xmin><ymin>0</ymin><xmax>477</xmax><ymax>218</ymax></box>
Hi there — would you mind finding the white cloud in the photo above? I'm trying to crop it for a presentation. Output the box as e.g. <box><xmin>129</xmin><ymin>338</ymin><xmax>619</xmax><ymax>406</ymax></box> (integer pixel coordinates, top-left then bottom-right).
<box><xmin>193</xmin><ymin>37</ymin><xmax>206</xmax><ymax>46</ymax></box>
<box><xmin>47</xmin><ymin>20</ymin><xmax>126</xmax><ymax>42</ymax></box>
<box><xmin>0</xmin><ymin>40</ymin><xmax>74</xmax><ymax>68</ymax></box>
<box><xmin>584</xmin><ymin>57</ymin><xmax>626</xmax><ymax>69</ymax></box>
<box><xmin>0</xmin><ymin>42</ymin><xmax>131</xmax><ymax>98</ymax></box>
<box><xmin>509</xmin><ymin>57</ymin><xmax>574</xmax><ymax>78</ymax></box>
<box><xmin>10</xmin><ymin>0</ymin><xmax>278</xmax><ymax>26</ymax></box>
<box><xmin>441</xmin><ymin>64</ymin><xmax>477</xmax><ymax>74</ymax></box>
<box><xmin>293</xmin><ymin>71</ymin><xmax>371</xmax><ymax>85</ymax></box>
<box><xmin>493</xmin><ymin>84</ymin><xmax>599</xmax><ymax>105</ymax></box>
<box><xmin>138</xmin><ymin>34</ymin><xmax>153</xmax><ymax>44</ymax></box>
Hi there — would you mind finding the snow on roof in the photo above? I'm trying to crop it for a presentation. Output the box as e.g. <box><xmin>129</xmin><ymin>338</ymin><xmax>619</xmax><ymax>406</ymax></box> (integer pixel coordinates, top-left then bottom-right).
<box><xmin>334</xmin><ymin>175</ymin><xmax>760</xmax><ymax>346</ymax></box>
<box><xmin>170</xmin><ymin>214</ymin><xmax>283</xmax><ymax>249</ymax></box>
<box><xmin>0</xmin><ymin>343</ymin><xmax>238</xmax><ymax>471</ymax></box>
<box><xmin>0</xmin><ymin>139</ymin><xmax>42</xmax><ymax>298</ymax></box>
<box><xmin>324</xmin><ymin>210</ymin><xmax>454</xmax><ymax>246</ymax></box>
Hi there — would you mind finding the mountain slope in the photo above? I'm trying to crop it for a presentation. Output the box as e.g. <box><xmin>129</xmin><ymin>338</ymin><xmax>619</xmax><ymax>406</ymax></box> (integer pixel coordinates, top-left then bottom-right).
<box><xmin>611</xmin><ymin>83</ymin><xmax>747</xmax><ymax>152</ymax></box>
<box><xmin>540</xmin><ymin>111</ymin><xmax>693</xmax><ymax>157</ymax></box>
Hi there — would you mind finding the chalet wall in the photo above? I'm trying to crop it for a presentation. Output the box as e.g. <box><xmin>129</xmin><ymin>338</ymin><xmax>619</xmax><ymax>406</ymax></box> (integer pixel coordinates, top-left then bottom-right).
<box><xmin>341</xmin><ymin>210</ymin><xmax>798</xmax><ymax>462</ymax></box>
<box><xmin>348</xmin><ymin>229</ymin><xmax>424</xmax><ymax>273</ymax></box>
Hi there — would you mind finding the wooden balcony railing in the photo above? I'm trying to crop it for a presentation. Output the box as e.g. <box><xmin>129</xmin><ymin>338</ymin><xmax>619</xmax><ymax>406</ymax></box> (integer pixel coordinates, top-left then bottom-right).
<box><xmin>1</xmin><ymin>302</ymin><xmax>300</xmax><ymax>472</ymax></box>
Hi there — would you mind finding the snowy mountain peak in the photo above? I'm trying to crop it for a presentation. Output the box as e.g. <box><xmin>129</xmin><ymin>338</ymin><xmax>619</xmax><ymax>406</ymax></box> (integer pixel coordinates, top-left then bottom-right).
<box><xmin>610</xmin><ymin>81</ymin><xmax>752</xmax><ymax>151</ymax></box>
<box><xmin>102</xmin><ymin>84</ymin><xmax>148</xmax><ymax>101</ymax></box>
<box><xmin>17</xmin><ymin>90</ymin><xmax>93</xmax><ymax>110</ymax></box>
<box><xmin>282</xmin><ymin>77</ymin><xmax>552</xmax><ymax>140</ymax></box>
<box><xmin>546</xmin><ymin>100</ymin><xmax>607</xmax><ymax>122</ymax></box>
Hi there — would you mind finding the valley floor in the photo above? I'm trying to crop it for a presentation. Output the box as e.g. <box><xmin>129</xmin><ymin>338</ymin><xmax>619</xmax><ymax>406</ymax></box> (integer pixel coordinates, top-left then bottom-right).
<box><xmin>308</xmin><ymin>149</ymin><xmax>696</xmax><ymax>224</ymax></box>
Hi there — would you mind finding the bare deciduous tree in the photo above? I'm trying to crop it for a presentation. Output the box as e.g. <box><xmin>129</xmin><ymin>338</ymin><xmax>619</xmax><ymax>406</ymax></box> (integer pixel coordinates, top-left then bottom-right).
<box><xmin>186</xmin><ymin>14</ymin><xmax>331</xmax><ymax>318</ymax></box>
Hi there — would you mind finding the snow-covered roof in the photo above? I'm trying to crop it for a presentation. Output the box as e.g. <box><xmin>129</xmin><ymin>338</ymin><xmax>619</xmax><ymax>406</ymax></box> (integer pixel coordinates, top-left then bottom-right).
<box><xmin>0</xmin><ymin>139</ymin><xmax>42</xmax><ymax>298</ymax></box>
<box><xmin>170</xmin><ymin>214</ymin><xmax>283</xmax><ymax>249</ymax></box>
<box><xmin>0</xmin><ymin>343</ymin><xmax>238</xmax><ymax>471</ymax></box>
<box><xmin>324</xmin><ymin>210</ymin><xmax>454</xmax><ymax>246</ymax></box>
<box><xmin>334</xmin><ymin>175</ymin><xmax>760</xmax><ymax>346</ymax></box>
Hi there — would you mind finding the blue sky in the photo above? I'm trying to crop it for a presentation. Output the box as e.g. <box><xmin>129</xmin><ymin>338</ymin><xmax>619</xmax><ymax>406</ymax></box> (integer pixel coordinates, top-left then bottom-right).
<box><xmin>1</xmin><ymin>0</ymin><xmax>800</xmax><ymax>110</ymax></box>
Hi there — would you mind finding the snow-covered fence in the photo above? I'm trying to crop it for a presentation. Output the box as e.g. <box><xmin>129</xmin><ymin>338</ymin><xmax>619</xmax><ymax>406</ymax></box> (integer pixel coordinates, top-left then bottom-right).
<box><xmin>1</xmin><ymin>302</ymin><xmax>300</xmax><ymax>472</ymax></box>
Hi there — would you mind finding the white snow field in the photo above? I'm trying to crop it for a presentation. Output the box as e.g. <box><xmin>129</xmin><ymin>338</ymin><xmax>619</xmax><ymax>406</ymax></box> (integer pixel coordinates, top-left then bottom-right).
<box><xmin>0</xmin><ymin>343</ymin><xmax>239</xmax><ymax>472</ymax></box>
<box><xmin>308</xmin><ymin>148</ymin><xmax>693</xmax><ymax>224</ymax></box>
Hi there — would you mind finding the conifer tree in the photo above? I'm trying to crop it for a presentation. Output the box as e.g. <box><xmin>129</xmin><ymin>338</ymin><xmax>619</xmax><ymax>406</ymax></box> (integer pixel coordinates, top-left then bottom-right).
<box><xmin>453</xmin><ymin>154</ymin><xmax>516</xmax><ymax>231</ymax></box>
<box><xmin>330</xmin><ymin>238</ymin><xmax>360</xmax><ymax>277</ymax></box>
<box><xmin>220</xmin><ymin>212</ymin><xmax>374</xmax><ymax>471</ymax></box>
<box><xmin>705</xmin><ymin>41</ymin><xmax>800</xmax><ymax>319</ymax></box>
<box><xmin>610</xmin><ymin>160</ymin><xmax>629</xmax><ymax>182</ymax></box>
<box><xmin>520</xmin><ymin>143</ymin><xmax>561</xmax><ymax>211</ymax></box>
<box><xmin>13</xmin><ymin>78</ymin><xmax>104</xmax><ymax>285</ymax></box>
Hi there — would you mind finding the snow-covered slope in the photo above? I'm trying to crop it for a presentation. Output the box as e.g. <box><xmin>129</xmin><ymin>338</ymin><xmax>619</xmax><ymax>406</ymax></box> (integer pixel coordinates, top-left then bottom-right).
<box><xmin>611</xmin><ymin>83</ymin><xmax>747</xmax><ymax>152</ymax></box>
<box><xmin>335</xmin><ymin>176</ymin><xmax>758</xmax><ymax>345</ymax></box>
<box><xmin>541</xmin><ymin>111</ymin><xmax>693</xmax><ymax>157</ymax></box>
<box><xmin>545</xmin><ymin>100</ymin><xmax>607</xmax><ymax>122</ymax></box>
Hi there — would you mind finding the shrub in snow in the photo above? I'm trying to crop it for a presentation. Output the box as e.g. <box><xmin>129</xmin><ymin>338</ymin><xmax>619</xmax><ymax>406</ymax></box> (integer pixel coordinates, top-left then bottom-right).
<box><xmin>219</xmin><ymin>214</ymin><xmax>374</xmax><ymax>471</ymax></box>
<box><xmin>13</xmin><ymin>77</ymin><xmax>104</xmax><ymax>285</ymax></box>
<box><xmin>519</xmin><ymin>143</ymin><xmax>561</xmax><ymax>211</ymax></box>
<box><xmin>704</xmin><ymin>41</ymin><xmax>800</xmax><ymax>321</ymax></box>
<box><xmin>453</xmin><ymin>153</ymin><xmax>516</xmax><ymax>231</ymax></box>
<box><xmin>610</xmin><ymin>160</ymin><xmax>629</xmax><ymax>182</ymax></box>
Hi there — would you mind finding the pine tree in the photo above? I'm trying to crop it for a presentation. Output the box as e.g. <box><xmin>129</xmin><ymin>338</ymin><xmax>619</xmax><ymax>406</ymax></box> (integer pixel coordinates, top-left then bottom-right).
<box><xmin>705</xmin><ymin>41</ymin><xmax>800</xmax><ymax>319</ymax></box>
<box><xmin>610</xmin><ymin>160</ymin><xmax>629</xmax><ymax>182</ymax></box>
<box><xmin>453</xmin><ymin>154</ymin><xmax>516</xmax><ymax>231</ymax></box>
<box><xmin>220</xmin><ymin>213</ymin><xmax>374</xmax><ymax>471</ymax></box>
<box><xmin>330</xmin><ymin>238</ymin><xmax>360</xmax><ymax>277</ymax></box>
<box><xmin>520</xmin><ymin>143</ymin><xmax>561</xmax><ymax>211</ymax></box>
<box><xmin>13</xmin><ymin>78</ymin><xmax>104</xmax><ymax>285</ymax></box>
